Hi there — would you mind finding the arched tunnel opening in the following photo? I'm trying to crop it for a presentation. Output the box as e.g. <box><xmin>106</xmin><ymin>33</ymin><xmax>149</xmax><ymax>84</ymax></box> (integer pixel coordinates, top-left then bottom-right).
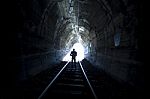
<box><xmin>2</xmin><ymin>0</ymin><xmax>144</xmax><ymax>98</ymax></box>
<box><xmin>63</xmin><ymin>43</ymin><xmax>85</xmax><ymax>61</ymax></box>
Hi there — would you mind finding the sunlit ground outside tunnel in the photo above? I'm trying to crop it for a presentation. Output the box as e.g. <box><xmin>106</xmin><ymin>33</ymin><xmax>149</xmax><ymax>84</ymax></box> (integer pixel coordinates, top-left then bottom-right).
<box><xmin>63</xmin><ymin>43</ymin><xmax>84</xmax><ymax>62</ymax></box>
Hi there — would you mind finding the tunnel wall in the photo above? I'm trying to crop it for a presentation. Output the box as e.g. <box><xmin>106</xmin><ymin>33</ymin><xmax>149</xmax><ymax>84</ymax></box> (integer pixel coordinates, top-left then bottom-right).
<box><xmin>86</xmin><ymin>0</ymin><xmax>144</xmax><ymax>88</ymax></box>
<box><xmin>16</xmin><ymin>50</ymin><xmax>63</xmax><ymax>80</ymax></box>
<box><xmin>4</xmin><ymin>0</ymin><xmax>64</xmax><ymax>83</ymax></box>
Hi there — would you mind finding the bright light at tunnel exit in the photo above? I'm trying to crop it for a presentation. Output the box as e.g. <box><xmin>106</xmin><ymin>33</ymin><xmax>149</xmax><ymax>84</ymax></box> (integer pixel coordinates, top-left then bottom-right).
<box><xmin>63</xmin><ymin>43</ymin><xmax>84</xmax><ymax>61</ymax></box>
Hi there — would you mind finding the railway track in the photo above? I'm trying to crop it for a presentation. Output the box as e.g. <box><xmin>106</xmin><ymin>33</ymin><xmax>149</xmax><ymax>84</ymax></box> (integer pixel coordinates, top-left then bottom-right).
<box><xmin>38</xmin><ymin>61</ymin><xmax>97</xmax><ymax>99</ymax></box>
<box><xmin>13</xmin><ymin>59</ymin><xmax>138</xmax><ymax>99</ymax></box>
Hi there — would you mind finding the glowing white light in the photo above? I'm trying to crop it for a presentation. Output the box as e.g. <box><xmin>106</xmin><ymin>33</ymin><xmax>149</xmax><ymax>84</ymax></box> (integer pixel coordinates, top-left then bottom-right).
<box><xmin>63</xmin><ymin>43</ymin><xmax>84</xmax><ymax>61</ymax></box>
<box><xmin>79</xmin><ymin>27</ymin><xmax>85</xmax><ymax>32</ymax></box>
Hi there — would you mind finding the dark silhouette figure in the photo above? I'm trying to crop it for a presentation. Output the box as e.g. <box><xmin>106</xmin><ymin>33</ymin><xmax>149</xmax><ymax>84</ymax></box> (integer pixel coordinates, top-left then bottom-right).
<box><xmin>70</xmin><ymin>49</ymin><xmax>77</xmax><ymax>66</ymax></box>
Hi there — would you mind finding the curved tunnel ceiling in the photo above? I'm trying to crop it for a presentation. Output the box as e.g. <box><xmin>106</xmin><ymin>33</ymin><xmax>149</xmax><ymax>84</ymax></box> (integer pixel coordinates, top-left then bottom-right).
<box><xmin>53</xmin><ymin>0</ymin><xmax>111</xmax><ymax>52</ymax></box>
<box><xmin>37</xmin><ymin>0</ymin><xmax>135</xmax><ymax>57</ymax></box>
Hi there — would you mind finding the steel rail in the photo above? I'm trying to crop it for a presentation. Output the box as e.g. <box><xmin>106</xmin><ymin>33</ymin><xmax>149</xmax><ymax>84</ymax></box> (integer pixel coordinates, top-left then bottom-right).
<box><xmin>79</xmin><ymin>61</ymin><xmax>98</xmax><ymax>99</ymax></box>
<box><xmin>38</xmin><ymin>61</ymin><xmax>69</xmax><ymax>99</ymax></box>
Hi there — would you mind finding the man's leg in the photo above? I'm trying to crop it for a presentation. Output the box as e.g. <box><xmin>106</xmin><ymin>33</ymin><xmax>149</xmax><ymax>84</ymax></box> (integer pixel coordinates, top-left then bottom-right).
<box><xmin>74</xmin><ymin>58</ymin><xmax>76</xmax><ymax>67</ymax></box>
<box><xmin>71</xmin><ymin>58</ymin><xmax>73</xmax><ymax>68</ymax></box>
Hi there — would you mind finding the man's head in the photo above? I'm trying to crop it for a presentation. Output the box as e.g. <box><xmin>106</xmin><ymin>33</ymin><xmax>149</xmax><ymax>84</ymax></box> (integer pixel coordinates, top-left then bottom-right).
<box><xmin>73</xmin><ymin>49</ymin><xmax>75</xmax><ymax>51</ymax></box>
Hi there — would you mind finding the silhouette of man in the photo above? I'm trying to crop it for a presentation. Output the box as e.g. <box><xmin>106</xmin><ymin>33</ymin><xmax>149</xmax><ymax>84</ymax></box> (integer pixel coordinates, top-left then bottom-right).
<box><xmin>70</xmin><ymin>49</ymin><xmax>77</xmax><ymax>65</ymax></box>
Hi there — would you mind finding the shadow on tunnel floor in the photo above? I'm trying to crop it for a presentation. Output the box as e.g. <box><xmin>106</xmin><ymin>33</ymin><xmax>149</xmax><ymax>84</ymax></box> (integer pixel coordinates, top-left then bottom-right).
<box><xmin>81</xmin><ymin>58</ymin><xmax>145</xmax><ymax>99</ymax></box>
<box><xmin>1</xmin><ymin>60</ymin><xmax>144</xmax><ymax>99</ymax></box>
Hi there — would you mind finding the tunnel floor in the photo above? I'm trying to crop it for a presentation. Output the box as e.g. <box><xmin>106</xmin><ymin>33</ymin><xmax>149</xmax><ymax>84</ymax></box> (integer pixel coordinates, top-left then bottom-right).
<box><xmin>6</xmin><ymin>59</ymin><xmax>143</xmax><ymax>99</ymax></box>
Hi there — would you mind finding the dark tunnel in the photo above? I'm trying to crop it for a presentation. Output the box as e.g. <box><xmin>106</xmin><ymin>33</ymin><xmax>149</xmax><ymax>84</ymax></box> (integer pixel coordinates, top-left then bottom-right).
<box><xmin>2</xmin><ymin>0</ymin><xmax>145</xmax><ymax>98</ymax></box>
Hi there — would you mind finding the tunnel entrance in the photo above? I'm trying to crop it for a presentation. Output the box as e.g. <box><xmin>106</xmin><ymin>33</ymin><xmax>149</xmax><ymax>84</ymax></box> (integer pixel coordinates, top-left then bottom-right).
<box><xmin>4</xmin><ymin>0</ymin><xmax>144</xmax><ymax>99</ymax></box>
<box><xmin>57</xmin><ymin>0</ymin><xmax>91</xmax><ymax>62</ymax></box>
<box><xmin>63</xmin><ymin>43</ymin><xmax>84</xmax><ymax>61</ymax></box>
